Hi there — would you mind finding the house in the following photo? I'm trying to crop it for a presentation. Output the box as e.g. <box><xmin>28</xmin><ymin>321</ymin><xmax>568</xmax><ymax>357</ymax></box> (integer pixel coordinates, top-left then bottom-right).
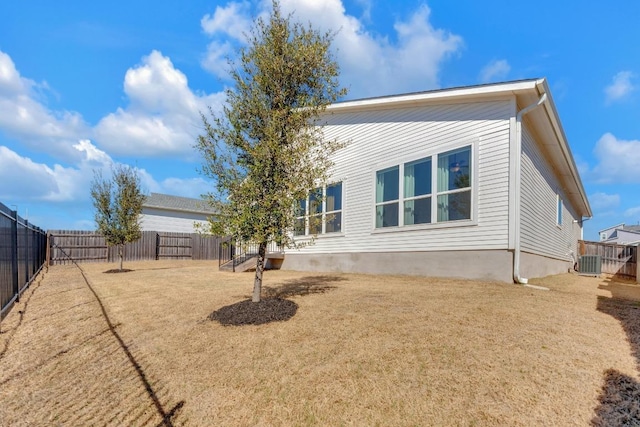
<box><xmin>282</xmin><ymin>78</ymin><xmax>592</xmax><ymax>283</ymax></box>
<box><xmin>599</xmin><ymin>223</ymin><xmax>640</xmax><ymax>245</ymax></box>
<box><xmin>140</xmin><ymin>193</ymin><xmax>216</xmax><ymax>233</ymax></box>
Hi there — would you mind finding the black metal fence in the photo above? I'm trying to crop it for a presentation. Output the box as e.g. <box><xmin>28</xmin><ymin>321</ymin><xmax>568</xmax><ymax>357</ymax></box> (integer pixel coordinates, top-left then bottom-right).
<box><xmin>1</xmin><ymin>202</ymin><xmax>47</xmax><ymax>319</ymax></box>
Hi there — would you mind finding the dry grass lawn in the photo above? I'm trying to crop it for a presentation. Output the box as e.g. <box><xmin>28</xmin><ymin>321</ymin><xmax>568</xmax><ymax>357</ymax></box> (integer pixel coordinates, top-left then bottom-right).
<box><xmin>1</xmin><ymin>260</ymin><xmax>640</xmax><ymax>426</ymax></box>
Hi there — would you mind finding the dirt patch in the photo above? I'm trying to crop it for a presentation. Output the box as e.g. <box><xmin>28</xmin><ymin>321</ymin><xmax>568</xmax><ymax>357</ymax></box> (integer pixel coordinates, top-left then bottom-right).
<box><xmin>104</xmin><ymin>269</ymin><xmax>133</xmax><ymax>274</ymax></box>
<box><xmin>209</xmin><ymin>298</ymin><xmax>298</xmax><ymax>326</ymax></box>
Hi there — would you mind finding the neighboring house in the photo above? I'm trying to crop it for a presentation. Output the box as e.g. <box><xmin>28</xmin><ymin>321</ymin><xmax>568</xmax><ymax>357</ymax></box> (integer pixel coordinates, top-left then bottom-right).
<box><xmin>599</xmin><ymin>223</ymin><xmax>640</xmax><ymax>245</ymax></box>
<box><xmin>140</xmin><ymin>193</ymin><xmax>216</xmax><ymax>233</ymax></box>
<box><xmin>282</xmin><ymin>78</ymin><xmax>592</xmax><ymax>283</ymax></box>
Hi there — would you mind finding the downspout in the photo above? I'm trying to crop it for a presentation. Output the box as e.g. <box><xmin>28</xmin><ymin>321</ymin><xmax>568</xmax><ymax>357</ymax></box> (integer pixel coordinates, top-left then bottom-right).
<box><xmin>513</xmin><ymin>92</ymin><xmax>548</xmax><ymax>284</ymax></box>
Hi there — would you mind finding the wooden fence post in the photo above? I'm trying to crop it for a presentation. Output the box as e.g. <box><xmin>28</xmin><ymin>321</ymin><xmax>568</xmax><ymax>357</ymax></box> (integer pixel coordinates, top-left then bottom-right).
<box><xmin>45</xmin><ymin>232</ymin><xmax>50</xmax><ymax>269</ymax></box>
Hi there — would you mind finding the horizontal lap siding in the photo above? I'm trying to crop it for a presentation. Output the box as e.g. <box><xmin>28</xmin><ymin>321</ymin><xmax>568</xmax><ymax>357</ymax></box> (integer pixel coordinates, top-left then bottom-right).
<box><xmin>140</xmin><ymin>208</ymin><xmax>211</xmax><ymax>233</ymax></box>
<box><xmin>520</xmin><ymin>123</ymin><xmax>580</xmax><ymax>260</ymax></box>
<box><xmin>297</xmin><ymin>100</ymin><xmax>512</xmax><ymax>254</ymax></box>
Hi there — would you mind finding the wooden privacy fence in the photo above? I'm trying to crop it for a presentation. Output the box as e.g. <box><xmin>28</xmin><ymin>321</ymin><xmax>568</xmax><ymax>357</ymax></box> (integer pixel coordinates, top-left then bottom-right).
<box><xmin>49</xmin><ymin>230</ymin><xmax>223</xmax><ymax>265</ymax></box>
<box><xmin>579</xmin><ymin>240</ymin><xmax>638</xmax><ymax>279</ymax></box>
<box><xmin>1</xmin><ymin>202</ymin><xmax>47</xmax><ymax>319</ymax></box>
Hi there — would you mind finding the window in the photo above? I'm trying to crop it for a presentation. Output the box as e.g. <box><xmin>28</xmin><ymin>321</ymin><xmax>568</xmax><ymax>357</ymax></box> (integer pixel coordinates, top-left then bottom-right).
<box><xmin>376</xmin><ymin>166</ymin><xmax>399</xmax><ymax>227</ymax></box>
<box><xmin>556</xmin><ymin>195</ymin><xmax>563</xmax><ymax>226</ymax></box>
<box><xmin>295</xmin><ymin>182</ymin><xmax>343</xmax><ymax>236</ymax></box>
<box><xmin>294</xmin><ymin>199</ymin><xmax>306</xmax><ymax>236</ymax></box>
<box><xmin>404</xmin><ymin>158</ymin><xmax>432</xmax><ymax>225</ymax></box>
<box><xmin>600</xmin><ymin>232</ymin><xmax>607</xmax><ymax>241</ymax></box>
<box><xmin>309</xmin><ymin>187</ymin><xmax>323</xmax><ymax>235</ymax></box>
<box><xmin>437</xmin><ymin>147</ymin><xmax>471</xmax><ymax>222</ymax></box>
<box><xmin>374</xmin><ymin>145</ymin><xmax>472</xmax><ymax>229</ymax></box>
<box><xmin>325</xmin><ymin>182</ymin><xmax>342</xmax><ymax>233</ymax></box>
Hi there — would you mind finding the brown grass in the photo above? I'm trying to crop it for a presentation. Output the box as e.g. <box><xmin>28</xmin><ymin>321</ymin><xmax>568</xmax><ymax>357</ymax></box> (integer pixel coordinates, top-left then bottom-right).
<box><xmin>1</xmin><ymin>261</ymin><xmax>640</xmax><ymax>426</ymax></box>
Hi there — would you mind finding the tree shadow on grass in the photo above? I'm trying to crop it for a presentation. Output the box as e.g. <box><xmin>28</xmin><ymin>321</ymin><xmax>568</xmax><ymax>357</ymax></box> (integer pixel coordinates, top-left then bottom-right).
<box><xmin>263</xmin><ymin>275</ymin><xmax>346</xmax><ymax>298</ymax></box>
<box><xmin>593</xmin><ymin>280</ymin><xmax>640</xmax><ymax>426</ymax></box>
<box><xmin>209</xmin><ymin>275</ymin><xmax>345</xmax><ymax>326</ymax></box>
<box><xmin>592</xmin><ymin>369</ymin><xmax>640</xmax><ymax>426</ymax></box>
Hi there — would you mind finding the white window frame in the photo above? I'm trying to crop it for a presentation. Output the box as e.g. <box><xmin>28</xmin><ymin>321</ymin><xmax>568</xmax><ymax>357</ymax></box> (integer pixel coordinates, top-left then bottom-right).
<box><xmin>556</xmin><ymin>194</ymin><xmax>563</xmax><ymax>227</ymax></box>
<box><xmin>372</xmin><ymin>141</ymin><xmax>477</xmax><ymax>231</ymax></box>
<box><xmin>295</xmin><ymin>182</ymin><xmax>343</xmax><ymax>237</ymax></box>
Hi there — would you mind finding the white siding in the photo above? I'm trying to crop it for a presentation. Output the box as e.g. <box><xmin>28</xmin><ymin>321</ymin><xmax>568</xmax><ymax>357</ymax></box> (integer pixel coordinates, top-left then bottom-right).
<box><xmin>140</xmin><ymin>208</ymin><xmax>211</xmax><ymax>233</ymax></box>
<box><xmin>520</xmin><ymin>122</ymin><xmax>581</xmax><ymax>260</ymax></box>
<box><xmin>294</xmin><ymin>99</ymin><xmax>513</xmax><ymax>254</ymax></box>
<box><xmin>606</xmin><ymin>229</ymin><xmax>640</xmax><ymax>244</ymax></box>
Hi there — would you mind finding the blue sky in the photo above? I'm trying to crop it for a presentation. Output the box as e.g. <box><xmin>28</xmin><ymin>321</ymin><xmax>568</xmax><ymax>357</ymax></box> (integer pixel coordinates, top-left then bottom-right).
<box><xmin>0</xmin><ymin>0</ymin><xmax>638</xmax><ymax>240</ymax></box>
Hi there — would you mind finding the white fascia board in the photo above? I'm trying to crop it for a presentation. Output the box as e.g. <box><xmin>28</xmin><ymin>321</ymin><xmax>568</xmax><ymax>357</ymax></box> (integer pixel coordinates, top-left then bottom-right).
<box><xmin>535</xmin><ymin>79</ymin><xmax>592</xmax><ymax>218</ymax></box>
<box><xmin>327</xmin><ymin>79</ymin><xmax>542</xmax><ymax>112</ymax></box>
<box><xmin>598</xmin><ymin>223</ymin><xmax>626</xmax><ymax>233</ymax></box>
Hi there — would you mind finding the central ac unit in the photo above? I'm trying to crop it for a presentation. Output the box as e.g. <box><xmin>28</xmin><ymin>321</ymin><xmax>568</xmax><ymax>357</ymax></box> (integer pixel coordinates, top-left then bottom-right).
<box><xmin>579</xmin><ymin>255</ymin><xmax>601</xmax><ymax>276</ymax></box>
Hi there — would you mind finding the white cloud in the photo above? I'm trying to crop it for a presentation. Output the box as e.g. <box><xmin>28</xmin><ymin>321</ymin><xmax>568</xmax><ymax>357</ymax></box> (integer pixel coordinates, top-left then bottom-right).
<box><xmin>479</xmin><ymin>59</ymin><xmax>510</xmax><ymax>83</ymax></box>
<box><xmin>624</xmin><ymin>206</ymin><xmax>640</xmax><ymax>218</ymax></box>
<box><xmin>200</xmin><ymin>2</ymin><xmax>255</xmax><ymax>78</ymax></box>
<box><xmin>201</xmin><ymin>40</ymin><xmax>236</xmax><ymax>78</ymax></box>
<box><xmin>0</xmin><ymin>139</ymin><xmax>203</xmax><ymax>204</ymax></box>
<box><xmin>0</xmin><ymin>50</ymin><xmax>89</xmax><ymax>160</ymax></box>
<box><xmin>604</xmin><ymin>71</ymin><xmax>636</xmax><ymax>104</ymax></box>
<box><xmin>591</xmin><ymin>133</ymin><xmax>640</xmax><ymax>183</ymax></box>
<box><xmin>201</xmin><ymin>1</ymin><xmax>253</xmax><ymax>40</ymax></box>
<box><xmin>200</xmin><ymin>0</ymin><xmax>464</xmax><ymax>98</ymax></box>
<box><xmin>94</xmin><ymin>50</ymin><xmax>225</xmax><ymax>157</ymax></box>
<box><xmin>588</xmin><ymin>192</ymin><xmax>620</xmax><ymax>211</ymax></box>
<box><xmin>282</xmin><ymin>0</ymin><xmax>463</xmax><ymax>97</ymax></box>
<box><xmin>0</xmin><ymin>140</ymin><xmax>111</xmax><ymax>202</ymax></box>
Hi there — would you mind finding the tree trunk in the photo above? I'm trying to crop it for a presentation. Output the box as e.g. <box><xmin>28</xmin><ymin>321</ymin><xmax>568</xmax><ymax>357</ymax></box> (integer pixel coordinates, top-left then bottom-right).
<box><xmin>252</xmin><ymin>241</ymin><xmax>268</xmax><ymax>303</ymax></box>
<box><xmin>119</xmin><ymin>244</ymin><xmax>124</xmax><ymax>271</ymax></box>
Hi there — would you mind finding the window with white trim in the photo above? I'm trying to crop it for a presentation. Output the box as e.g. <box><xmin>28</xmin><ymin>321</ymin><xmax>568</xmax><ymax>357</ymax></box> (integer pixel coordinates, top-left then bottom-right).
<box><xmin>375</xmin><ymin>166</ymin><xmax>399</xmax><ymax>227</ymax></box>
<box><xmin>437</xmin><ymin>146</ymin><xmax>472</xmax><ymax>222</ymax></box>
<box><xmin>375</xmin><ymin>145</ymin><xmax>472</xmax><ymax>228</ymax></box>
<box><xmin>295</xmin><ymin>182</ymin><xmax>343</xmax><ymax>236</ymax></box>
<box><xmin>556</xmin><ymin>194</ymin><xmax>563</xmax><ymax>226</ymax></box>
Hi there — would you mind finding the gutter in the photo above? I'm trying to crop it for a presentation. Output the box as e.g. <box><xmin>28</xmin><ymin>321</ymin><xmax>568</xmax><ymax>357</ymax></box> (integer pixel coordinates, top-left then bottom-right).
<box><xmin>513</xmin><ymin>92</ymin><xmax>548</xmax><ymax>284</ymax></box>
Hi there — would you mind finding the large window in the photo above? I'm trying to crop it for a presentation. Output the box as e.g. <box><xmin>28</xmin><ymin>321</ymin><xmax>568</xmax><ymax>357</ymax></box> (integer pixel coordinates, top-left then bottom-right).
<box><xmin>295</xmin><ymin>182</ymin><xmax>343</xmax><ymax>236</ymax></box>
<box><xmin>375</xmin><ymin>145</ymin><xmax>472</xmax><ymax>228</ymax></box>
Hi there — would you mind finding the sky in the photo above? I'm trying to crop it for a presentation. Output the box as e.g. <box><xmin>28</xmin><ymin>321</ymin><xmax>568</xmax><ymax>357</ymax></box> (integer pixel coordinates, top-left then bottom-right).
<box><xmin>0</xmin><ymin>0</ymin><xmax>639</xmax><ymax>241</ymax></box>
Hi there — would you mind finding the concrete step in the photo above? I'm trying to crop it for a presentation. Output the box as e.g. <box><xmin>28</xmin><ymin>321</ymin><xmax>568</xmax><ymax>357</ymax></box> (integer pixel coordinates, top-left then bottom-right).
<box><xmin>219</xmin><ymin>252</ymin><xmax>284</xmax><ymax>272</ymax></box>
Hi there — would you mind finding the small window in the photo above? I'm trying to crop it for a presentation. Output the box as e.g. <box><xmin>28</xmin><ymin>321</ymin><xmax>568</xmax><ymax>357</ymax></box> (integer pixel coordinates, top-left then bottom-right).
<box><xmin>600</xmin><ymin>232</ymin><xmax>607</xmax><ymax>241</ymax></box>
<box><xmin>556</xmin><ymin>195</ymin><xmax>563</xmax><ymax>226</ymax></box>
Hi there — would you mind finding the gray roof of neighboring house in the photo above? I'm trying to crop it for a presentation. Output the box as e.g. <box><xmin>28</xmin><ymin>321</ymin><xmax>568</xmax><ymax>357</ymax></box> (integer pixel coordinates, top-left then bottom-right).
<box><xmin>623</xmin><ymin>224</ymin><xmax>640</xmax><ymax>233</ymax></box>
<box><xmin>142</xmin><ymin>193</ymin><xmax>217</xmax><ymax>215</ymax></box>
